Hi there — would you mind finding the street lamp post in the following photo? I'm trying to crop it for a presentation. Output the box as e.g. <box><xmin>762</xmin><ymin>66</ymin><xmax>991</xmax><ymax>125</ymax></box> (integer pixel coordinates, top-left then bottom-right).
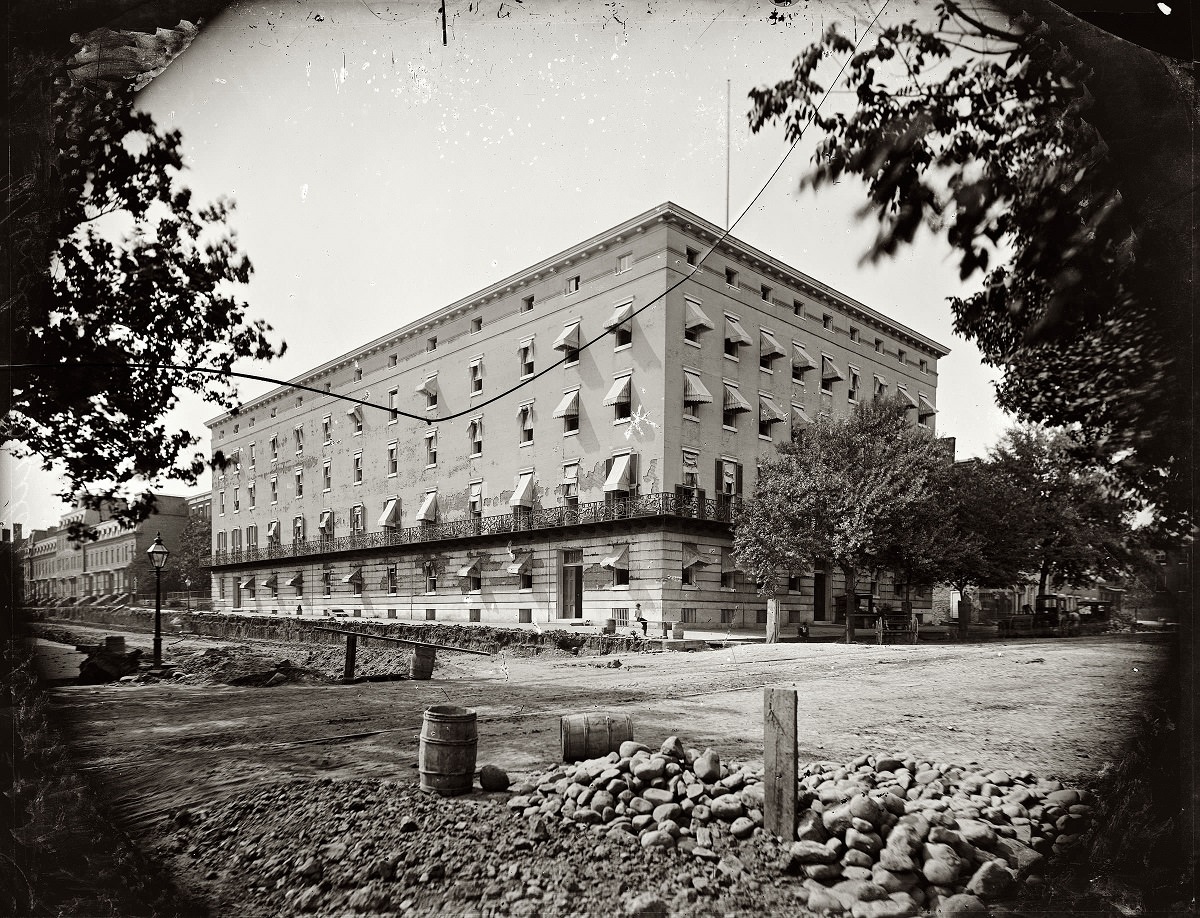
<box><xmin>147</xmin><ymin>533</ymin><xmax>170</xmax><ymax>668</ymax></box>
<box><xmin>183</xmin><ymin>576</ymin><xmax>191</xmax><ymax>612</ymax></box>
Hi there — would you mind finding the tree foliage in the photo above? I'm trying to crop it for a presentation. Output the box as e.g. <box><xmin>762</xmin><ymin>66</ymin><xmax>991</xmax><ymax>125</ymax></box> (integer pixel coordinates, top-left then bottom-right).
<box><xmin>3</xmin><ymin>40</ymin><xmax>283</xmax><ymax>534</ymax></box>
<box><xmin>733</xmin><ymin>397</ymin><xmax>948</xmax><ymax>642</ymax></box>
<box><xmin>748</xmin><ymin>0</ymin><xmax>1192</xmax><ymax>535</ymax></box>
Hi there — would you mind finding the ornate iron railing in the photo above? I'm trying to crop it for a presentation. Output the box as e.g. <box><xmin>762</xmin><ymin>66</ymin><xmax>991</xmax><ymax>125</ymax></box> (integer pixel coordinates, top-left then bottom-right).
<box><xmin>206</xmin><ymin>491</ymin><xmax>738</xmax><ymax>568</ymax></box>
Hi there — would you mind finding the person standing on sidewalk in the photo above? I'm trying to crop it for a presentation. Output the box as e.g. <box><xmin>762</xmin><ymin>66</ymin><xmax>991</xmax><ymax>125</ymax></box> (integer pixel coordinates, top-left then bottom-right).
<box><xmin>634</xmin><ymin>603</ymin><xmax>648</xmax><ymax>637</ymax></box>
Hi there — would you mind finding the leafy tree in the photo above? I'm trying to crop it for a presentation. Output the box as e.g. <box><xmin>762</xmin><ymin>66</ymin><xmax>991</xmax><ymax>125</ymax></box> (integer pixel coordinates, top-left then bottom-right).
<box><xmin>3</xmin><ymin>28</ymin><xmax>283</xmax><ymax>536</ymax></box>
<box><xmin>747</xmin><ymin>0</ymin><xmax>1193</xmax><ymax>535</ymax></box>
<box><xmin>733</xmin><ymin>397</ymin><xmax>947</xmax><ymax>643</ymax></box>
<box><xmin>990</xmin><ymin>424</ymin><xmax>1135</xmax><ymax>597</ymax></box>
<box><xmin>170</xmin><ymin>512</ymin><xmax>213</xmax><ymax>594</ymax></box>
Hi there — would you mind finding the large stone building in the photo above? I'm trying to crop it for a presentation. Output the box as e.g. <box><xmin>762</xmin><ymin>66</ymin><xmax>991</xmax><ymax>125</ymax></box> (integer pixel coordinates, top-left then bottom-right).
<box><xmin>23</xmin><ymin>496</ymin><xmax>190</xmax><ymax>603</ymax></box>
<box><xmin>206</xmin><ymin>203</ymin><xmax>949</xmax><ymax>629</ymax></box>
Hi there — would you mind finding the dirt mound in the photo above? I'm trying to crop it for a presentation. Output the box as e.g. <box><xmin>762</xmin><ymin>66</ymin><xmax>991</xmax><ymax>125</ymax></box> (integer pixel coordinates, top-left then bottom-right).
<box><xmin>180</xmin><ymin>646</ymin><xmax>331</xmax><ymax>687</ymax></box>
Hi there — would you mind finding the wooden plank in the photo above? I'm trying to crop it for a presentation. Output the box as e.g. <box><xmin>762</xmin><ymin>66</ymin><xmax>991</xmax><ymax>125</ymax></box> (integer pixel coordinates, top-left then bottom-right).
<box><xmin>763</xmin><ymin>685</ymin><xmax>798</xmax><ymax>839</ymax></box>
<box><xmin>343</xmin><ymin>633</ymin><xmax>357</xmax><ymax>680</ymax></box>
<box><xmin>305</xmin><ymin>626</ymin><xmax>492</xmax><ymax>655</ymax></box>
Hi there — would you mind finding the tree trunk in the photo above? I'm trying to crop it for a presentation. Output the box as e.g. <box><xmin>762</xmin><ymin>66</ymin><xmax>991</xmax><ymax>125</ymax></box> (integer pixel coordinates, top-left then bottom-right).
<box><xmin>958</xmin><ymin>590</ymin><xmax>972</xmax><ymax>641</ymax></box>
<box><xmin>766</xmin><ymin>595</ymin><xmax>781</xmax><ymax>644</ymax></box>
<box><xmin>842</xmin><ymin>566</ymin><xmax>858</xmax><ymax>644</ymax></box>
<box><xmin>1038</xmin><ymin>562</ymin><xmax>1051</xmax><ymax>597</ymax></box>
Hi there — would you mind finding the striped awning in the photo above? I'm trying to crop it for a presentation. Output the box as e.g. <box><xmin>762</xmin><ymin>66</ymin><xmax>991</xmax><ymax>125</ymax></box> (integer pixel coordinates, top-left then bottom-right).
<box><xmin>285</xmin><ymin>572</ymin><xmax>303</xmax><ymax>587</ymax></box>
<box><xmin>377</xmin><ymin>498</ymin><xmax>400</xmax><ymax>528</ymax></box>
<box><xmin>266</xmin><ymin>521</ymin><xmax>279</xmax><ymax>538</ymax></box>
<box><xmin>897</xmin><ymin>387</ymin><xmax>918</xmax><ymax>408</ymax></box>
<box><xmin>342</xmin><ymin>568</ymin><xmax>362</xmax><ymax>584</ymax></box>
<box><xmin>553</xmin><ymin>321</ymin><xmax>581</xmax><ymax>351</ymax></box>
<box><xmin>238</xmin><ymin>577</ymin><xmax>254</xmax><ymax>589</ymax></box>
<box><xmin>759</xmin><ymin>395</ymin><xmax>788</xmax><ymax>423</ymax></box>
<box><xmin>724</xmin><ymin>316</ymin><xmax>753</xmax><ymax>346</ymax></box>
<box><xmin>457</xmin><ymin>558</ymin><xmax>481</xmax><ymax>577</ymax></box>
<box><xmin>319</xmin><ymin>509</ymin><xmax>333</xmax><ymax>531</ymax></box>
<box><xmin>602</xmin><ymin>375</ymin><xmax>632</xmax><ymax>407</ymax></box>
<box><xmin>261</xmin><ymin>574</ymin><xmax>278</xmax><ymax>588</ymax></box>
<box><xmin>509</xmin><ymin>472</ymin><xmax>535</xmax><ymax>508</ymax></box>
<box><xmin>685</xmin><ymin>300</ymin><xmax>714</xmax><ymax>331</ymax></box>
<box><xmin>506</xmin><ymin>553</ymin><xmax>533</xmax><ymax>575</ymax></box>
<box><xmin>722</xmin><ymin>384</ymin><xmax>753</xmax><ymax>413</ymax></box>
<box><xmin>760</xmin><ymin>331</ymin><xmax>787</xmax><ymax>359</ymax></box>
<box><xmin>682</xmin><ymin>543</ymin><xmax>711</xmax><ymax>568</ymax></box>
<box><xmin>416</xmin><ymin>491</ymin><xmax>438</xmax><ymax>522</ymax></box>
<box><xmin>821</xmin><ymin>357</ymin><xmax>845</xmax><ymax>381</ymax></box>
<box><xmin>683</xmin><ymin>370</ymin><xmax>713</xmax><ymax>405</ymax></box>
<box><xmin>553</xmin><ymin>390</ymin><xmax>580</xmax><ymax>419</ymax></box>
<box><xmin>600</xmin><ymin>545</ymin><xmax>629</xmax><ymax>571</ymax></box>
<box><xmin>792</xmin><ymin>405</ymin><xmax>813</xmax><ymax>427</ymax></box>
<box><xmin>605</xmin><ymin>301</ymin><xmax>634</xmax><ymax>330</ymax></box>
<box><xmin>414</xmin><ymin>375</ymin><xmax>437</xmax><ymax>395</ymax></box>
<box><xmin>918</xmin><ymin>394</ymin><xmax>938</xmax><ymax>417</ymax></box>
<box><xmin>793</xmin><ymin>344</ymin><xmax>817</xmax><ymax>370</ymax></box>
<box><xmin>603</xmin><ymin>454</ymin><xmax>632</xmax><ymax>492</ymax></box>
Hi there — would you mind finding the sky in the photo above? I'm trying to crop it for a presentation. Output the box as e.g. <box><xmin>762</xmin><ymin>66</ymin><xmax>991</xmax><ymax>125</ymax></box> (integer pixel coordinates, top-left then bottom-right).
<box><xmin>6</xmin><ymin>0</ymin><xmax>1017</xmax><ymax>532</ymax></box>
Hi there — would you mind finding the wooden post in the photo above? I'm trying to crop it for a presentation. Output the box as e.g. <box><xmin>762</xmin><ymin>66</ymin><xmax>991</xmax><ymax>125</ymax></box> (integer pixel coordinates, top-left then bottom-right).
<box><xmin>763</xmin><ymin>685</ymin><xmax>798</xmax><ymax>839</ymax></box>
<box><xmin>343</xmin><ymin>633</ymin><xmax>357</xmax><ymax>680</ymax></box>
<box><xmin>765</xmin><ymin>595</ymin><xmax>781</xmax><ymax>644</ymax></box>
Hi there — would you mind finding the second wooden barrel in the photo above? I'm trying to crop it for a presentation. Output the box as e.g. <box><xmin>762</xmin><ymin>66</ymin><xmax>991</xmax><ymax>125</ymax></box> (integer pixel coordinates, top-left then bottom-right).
<box><xmin>419</xmin><ymin>704</ymin><xmax>478</xmax><ymax>796</ymax></box>
<box><xmin>560</xmin><ymin>713</ymin><xmax>634</xmax><ymax>762</ymax></box>
<box><xmin>410</xmin><ymin>645</ymin><xmax>435</xmax><ymax>680</ymax></box>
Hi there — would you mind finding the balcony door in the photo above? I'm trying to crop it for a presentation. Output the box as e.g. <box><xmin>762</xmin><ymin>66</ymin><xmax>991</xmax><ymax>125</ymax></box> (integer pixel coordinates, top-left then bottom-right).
<box><xmin>559</xmin><ymin>549</ymin><xmax>583</xmax><ymax>619</ymax></box>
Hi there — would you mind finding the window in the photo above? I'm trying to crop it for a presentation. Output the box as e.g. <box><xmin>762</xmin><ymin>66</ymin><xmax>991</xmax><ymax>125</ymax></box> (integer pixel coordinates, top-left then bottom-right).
<box><xmin>353</xmin><ymin>451</ymin><xmax>363</xmax><ymax>484</ymax></box>
<box><xmin>270</xmin><ymin>436</ymin><xmax>279</xmax><ymax>461</ymax></box>
<box><xmin>469</xmin><ymin>359</ymin><xmax>483</xmax><ymax>394</ymax></box>
<box><xmin>216</xmin><ymin>531</ymin><xmax>227</xmax><ymax>552</ymax></box>
<box><xmin>427</xmin><ymin>335</ymin><xmax>437</xmax><ymax>352</ymax></box>
<box><xmin>605</xmin><ymin>374</ymin><xmax>633</xmax><ymax>422</ymax></box>
<box><xmin>724</xmin><ymin>315</ymin><xmax>752</xmax><ymax>358</ymax></box>
<box><xmin>424</xmin><ymin>562</ymin><xmax>437</xmax><ymax>594</ymax></box>
<box><xmin>920</xmin><ymin>358</ymin><xmax>929</xmax><ymax>374</ymax></box>
<box><xmin>521</xmin><ymin>294</ymin><xmax>535</xmax><ymax>312</ymax></box>
<box><xmin>324</xmin><ymin>382</ymin><xmax>331</xmax><ymax>392</ymax></box>
<box><xmin>897</xmin><ymin>348</ymin><xmax>907</xmax><ymax>364</ymax></box>
<box><xmin>270</xmin><ymin>476</ymin><xmax>278</xmax><ymax>504</ymax></box>
<box><xmin>520</xmin><ymin>569</ymin><xmax>533</xmax><ymax>590</ymax></box>
<box><xmin>792</xmin><ymin>342</ymin><xmax>816</xmax><ymax>383</ymax></box>
<box><xmin>319</xmin><ymin>509</ymin><xmax>334</xmax><ymax>541</ymax></box>
<box><xmin>247</xmin><ymin>483</ymin><xmax>256</xmax><ymax>509</ymax></box>
<box><xmin>613</xmin><ymin>566</ymin><xmax>630</xmax><ymax>587</ymax></box>
<box><xmin>387</xmin><ymin>566</ymin><xmax>398</xmax><ymax>595</ymax></box>
<box><xmin>354</xmin><ymin>364</ymin><xmax>363</xmax><ymax>381</ymax></box>
<box><xmin>468</xmin><ymin>481</ymin><xmax>483</xmax><ymax>522</ymax></box>
<box><xmin>248</xmin><ymin>443</ymin><xmax>256</xmax><ymax>466</ymax></box>
<box><xmin>425</xmin><ymin>431</ymin><xmax>438</xmax><ymax>466</ymax></box>
<box><xmin>389</xmin><ymin>354</ymin><xmax>398</xmax><ymax>367</ymax></box>
<box><xmin>564</xmin><ymin>275</ymin><xmax>580</xmax><ymax>295</ymax></box>
<box><xmin>682</xmin><ymin>564</ymin><xmax>695</xmax><ymax>586</ymax></box>
<box><xmin>231</xmin><ymin>528</ymin><xmax>242</xmax><ymax>552</ymax></box>
<box><xmin>761</xmin><ymin>284</ymin><xmax>772</xmax><ymax>302</ymax></box>
<box><xmin>683</xmin><ymin>369</ymin><xmax>712</xmax><ymax>419</ymax></box>
<box><xmin>350</xmin><ymin>504</ymin><xmax>364</xmax><ymax>534</ymax></box>
<box><xmin>322</xmin><ymin>415</ymin><xmax>332</xmax><ymax>443</ymax></box>
<box><xmin>716</xmin><ymin>459</ymin><xmax>742</xmax><ymax>513</ymax></box>
<box><xmin>758</xmin><ymin>394</ymin><xmax>787</xmax><ymax>438</ymax></box>
<box><xmin>725</xmin><ymin>267</ymin><xmax>739</xmax><ymax>288</ymax></box>
<box><xmin>378</xmin><ymin>497</ymin><xmax>400</xmax><ymax>530</ymax></box>
<box><xmin>684</xmin><ymin>297</ymin><xmax>712</xmax><ymax>344</ymax></box>
<box><xmin>466</xmin><ymin>565</ymin><xmax>482</xmax><ymax>593</ymax></box>
<box><xmin>267</xmin><ymin>520</ymin><xmax>281</xmax><ymax>546</ymax></box>
<box><xmin>874</xmin><ymin>376</ymin><xmax>888</xmax><ymax>400</ymax></box>
<box><xmin>849</xmin><ymin>327</ymin><xmax>859</xmax><ymax>343</ymax></box>
<box><xmin>562</xmin><ymin>463</ymin><xmax>579</xmax><ymax>513</ymax></box>
<box><xmin>388</xmin><ymin>389</ymin><xmax>399</xmax><ymax>421</ymax></box>
<box><xmin>218</xmin><ymin>490</ymin><xmax>226</xmax><ymax>515</ymax></box>
<box><xmin>322</xmin><ymin>570</ymin><xmax>332</xmax><ymax>597</ymax></box>
<box><xmin>848</xmin><ymin>368</ymin><xmax>861</xmax><ymax>402</ymax></box>
<box><xmin>794</xmin><ymin>300</ymin><xmax>804</xmax><ymax>318</ymax></box>
<box><xmin>468</xmin><ymin>418</ymin><xmax>483</xmax><ymax>456</ymax></box>
<box><xmin>721</xmin><ymin>573</ymin><xmax>736</xmax><ymax>590</ymax></box>
<box><xmin>518</xmin><ymin>404</ymin><xmax>535</xmax><ymax>444</ymax></box>
<box><xmin>686</xmin><ymin>246</ymin><xmax>699</xmax><ymax>266</ymax></box>
<box><xmin>426</xmin><ymin>387</ymin><xmax>437</xmax><ymax>410</ymax></box>
<box><xmin>470</xmin><ymin>315</ymin><xmax>483</xmax><ymax>333</ymax></box>
<box><xmin>323</xmin><ymin>460</ymin><xmax>332</xmax><ymax>492</ymax></box>
<box><xmin>616</xmin><ymin>253</ymin><xmax>633</xmax><ymax>273</ymax></box>
<box><xmin>760</xmin><ymin>330</ymin><xmax>785</xmax><ymax>371</ymax></box>
<box><xmin>246</xmin><ymin>524</ymin><xmax>258</xmax><ymax>549</ymax></box>
<box><xmin>821</xmin><ymin>355</ymin><xmax>845</xmax><ymax>394</ymax></box>
<box><xmin>519</xmin><ymin>341</ymin><xmax>535</xmax><ymax>377</ymax></box>
<box><xmin>295</xmin><ymin>468</ymin><xmax>304</xmax><ymax>497</ymax></box>
<box><xmin>294</xmin><ymin>425</ymin><xmax>304</xmax><ymax>453</ymax></box>
<box><xmin>822</xmin><ymin>314</ymin><xmax>833</xmax><ymax>330</ymax></box>
<box><xmin>349</xmin><ymin>567</ymin><xmax>363</xmax><ymax>596</ymax></box>
<box><xmin>722</xmin><ymin>383</ymin><xmax>752</xmax><ymax>429</ymax></box>
<box><xmin>417</xmin><ymin>491</ymin><xmax>438</xmax><ymax>528</ymax></box>
<box><xmin>875</xmin><ymin>338</ymin><xmax>884</xmax><ymax>353</ymax></box>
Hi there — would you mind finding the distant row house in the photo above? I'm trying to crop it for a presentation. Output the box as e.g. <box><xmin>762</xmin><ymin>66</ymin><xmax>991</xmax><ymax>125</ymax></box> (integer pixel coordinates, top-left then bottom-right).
<box><xmin>205</xmin><ymin>202</ymin><xmax>949</xmax><ymax>630</ymax></box>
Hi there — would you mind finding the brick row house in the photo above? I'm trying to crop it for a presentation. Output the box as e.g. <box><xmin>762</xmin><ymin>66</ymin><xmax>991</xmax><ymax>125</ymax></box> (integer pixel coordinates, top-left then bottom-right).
<box><xmin>206</xmin><ymin>203</ymin><xmax>949</xmax><ymax>630</ymax></box>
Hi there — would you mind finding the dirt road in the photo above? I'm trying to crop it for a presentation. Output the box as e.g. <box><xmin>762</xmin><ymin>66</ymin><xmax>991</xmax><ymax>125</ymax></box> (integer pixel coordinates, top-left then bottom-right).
<box><xmin>43</xmin><ymin>624</ymin><xmax>1165</xmax><ymax>840</ymax></box>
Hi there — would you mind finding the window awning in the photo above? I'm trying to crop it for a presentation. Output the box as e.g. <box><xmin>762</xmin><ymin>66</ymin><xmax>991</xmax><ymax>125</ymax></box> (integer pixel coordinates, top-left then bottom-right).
<box><xmin>724</xmin><ymin>316</ymin><xmax>753</xmax><ymax>346</ymax></box>
<box><xmin>469</xmin><ymin>481</ymin><xmax>482</xmax><ymax>500</ymax></box>
<box><xmin>562</xmin><ymin>463</ymin><xmax>579</xmax><ymax>483</ymax></box>
<box><xmin>506</xmin><ymin>553</ymin><xmax>533</xmax><ymax>575</ymax></box>
<box><xmin>683</xmin><ymin>370</ymin><xmax>713</xmax><ymax>405</ymax></box>
<box><xmin>723</xmin><ymin>384</ymin><xmax>753</xmax><ymax>413</ymax></box>
<box><xmin>874</xmin><ymin>376</ymin><xmax>888</xmax><ymax>395</ymax></box>
<box><xmin>553</xmin><ymin>321</ymin><xmax>581</xmax><ymax>351</ymax></box>
<box><xmin>603</xmin><ymin>453</ymin><xmax>633</xmax><ymax>492</ymax></box>
<box><xmin>516</xmin><ymin>402</ymin><xmax>534</xmax><ymax>420</ymax></box>
<box><xmin>792</xmin><ymin>405</ymin><xmax>813</xmax><ymax>427</ymax></box>
<box><xmin>261</xmin><ymin>574</ymin><xmax>278</xmax><ymax>588</ymax></box>
<box><xmin>510</xmin><ymin>472</ymin><xmax>535</xmax><ymax>508</ymax></box>
<box><xmin>416</xmin><ymin>491</ymin><xmax>438</xmax><ymax>522</ymax></box>
<box><xmin>759</xmin><ymin>395</ymin><xmax>788</xmax><ymax>424</ymax></box>
<box><xmin>344</xmin><ymin>405</ymin><xmax>361</xmax><ymax>417</ymax></box>
<box><xmin>604</xmin><ymin>301</ymin><xmax>633</xmax><ymax>331</ymax></box>
<box><xmin>682</xmin><ymin>543</ymin><xmax>711</xmax><ymax>568</ymax></box>
<box><xmin>684</xmin><ymin>299</ymin><xmax>714</xmax><ymax>331</ymax></box>
<box><xmin>266</xmin><ymin>521</ymin><xmax>279</xmax><ymax>538</ymax></box>
<box><xmin>721</xmin><ymin>552</ymin><xmax>742</xmax><ymax>573</ymax></box>
<box><xmin>602</xmin><ymin>375</ymin><xmax>632</xmax><ymax>407</ymax></box>
<box><xmin>897</xmin><ymin>387</ymin><xmax>918</xmax><ymax>408</ymax></box>
<box><xmin>760</xmin><ymin>331</ymin><xmax>786</xmax><ymax>359</ymax></box>
<box><xmin>457</xmin><ymin>558</ymin><xmax>481</xmax><ymax>577</ymax></box>
<box><xmin>286</xmin><ymin>572</ymin><xmax>303</xmax><ymax>587</ymax></box>
<box><xmin>414</xmin><ymin>375</ymin><xmax>437</xmax><ymax>395</ymax></box>
<box><xmin>342</xmin><ymin>568</ymin><xmax>363</xmax><ymax>584</ymax></box>
<box><xmin>918</xmin><ymin>394</ymin><xmax>938</xmax><ymax>416</ymax></box>
<box><xmin>319</xmin><ymin>509</ymin><xmax>333</xmax><ymax>531</ymax></box>
<box><xmin>238</xmin><ymin>577</ymin><xmax>254</xmax><ymax>589</ymax></box>
<box><xmin>793</xmin><ymin>344</ymin><xmax>817</xmax><ymax>371</ymax></box>
<box><xmin>599</xmin><ymin>544</ymin><xmax>629</xmax><ymax>570</ymax></box>
<box><xmin>821</xmin><ymin>357</ymin><xmax>845</xmax><ymax>381</ymax></box>
<box><xmin>553</xmin><ymin>390</ymin><xmax>580</xmax><ymax>419</ymax></box>
<box><xmin>377</xmin><ymin>498</ymin><xmax>400</xmax><ymax>528</ymax></box>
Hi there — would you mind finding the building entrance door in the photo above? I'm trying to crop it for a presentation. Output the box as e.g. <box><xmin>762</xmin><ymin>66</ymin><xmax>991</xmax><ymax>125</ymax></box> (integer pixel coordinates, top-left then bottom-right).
<box><xmin>813</xmin><ymin>572</ymin><xmax>827</xmax><ymax>621</ymax></box>
<box><xmin>559</xmin><ymin>549</ymin><xmax>583</xmax><ymax>618</ymax></box>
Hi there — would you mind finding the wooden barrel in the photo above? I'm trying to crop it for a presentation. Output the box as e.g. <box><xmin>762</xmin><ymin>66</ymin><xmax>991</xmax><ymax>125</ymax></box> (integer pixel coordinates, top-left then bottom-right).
<box><xmin>560</xmin><ymin>713</ymin><xmax>634</xmax><ymax>762</ymax></box>
<box><xmin>410</xmin><ymin>645</ymin><xmax>435</xmax><ymax>680</ymax></box>
<box><xmin>419</xmin><ymin>705</ymin><xmax>478</xmax><ymax>796</ymax></box>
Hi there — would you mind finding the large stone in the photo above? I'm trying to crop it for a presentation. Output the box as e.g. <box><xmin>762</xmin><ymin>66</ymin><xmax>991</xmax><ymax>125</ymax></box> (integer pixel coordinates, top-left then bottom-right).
<box><xmin>806</xmin><ymin>884</ymin><xmax>846</xmax><ymax>914</ymax></box>
<box><xmin>693</xmin><ymin>749</ymin><xmax>721</xmax><ymax>783</ymax></box>
<box><xmin>875</xmin><ymin>757</ymin><xmax>904</xmax><ymax>773</ymax></box>
<box><xmin>619</xmin><ymin>741</ymin><xmax>650</xmax><ymax>758</ymax></box>
<box><xmin>886</xmin><ymin>824</ymin><xmax>923</xmax><ymax>853</ymax></box>
<box><xmin>831</xmin><ymin>880</ymin><xmax>889</xmax><ymax>905</ymax></box>
<box><xmin>642</xmin><ymin>788</ymin><xmax>674</xmax><ymax>807</ymax></box>
<box><xmin>877</xmin><ymin>848</ymin><xmax>917</xmax><ymax>873</ymax></box>
<box><xmin>691</xmin><ymin>805</ymin><xmax>711</xmax><ymax>823</ymax></box>
<box><xmin>851</xmin><ymin>897</ymin><xmax>919</xmax><ymax>918</ymax></box>
<box><xmin>923</xmin><ymin>859</ymin><xmax>961</xmax><ymax>887</ymax></box>
<box><xmin>955</xmin><ymin>819</ymin><xmax>998</xmax><ymax>849</ymax></box>
<box><xmin>739</xmin><ymin>783</ymin><xmax>765</xmax><ymax>809</ymax></box>
<box><xmin>872</xmin><ymin>868</ymin><xmax>918</xmax><ymax>893</ymax></box>
<box><xmin>965</xmin><ymin>861</ymin><xmax>1015</xmax><ymax>899</ymax></box>
<box><xmin>797</xmin><ymin>809</ymin><xmax>829</xmax><ymax>843</ymax></box>
<box><xmin>823</xmin><ymin>802</ymin><xmax>855</xmax><ymax>835</ymax></box>
<box><xmin>710</xmin><ymin>795</ymin><xmax>745</xmax><ymax>823</ymax></box>
<box><xmin>846</xmin><ymin>828</ymin><xmax>883</xmax><ymax>855</ymax></box>
<box><xmin>789</xmin><ymin>840</ymin><xmax>840</xmax><ymax>865</ymax></box>
<box><xmin>652</xmin><ymin>802</ymin><xmax>681</xmax><ymax>824</ymax></box>
<box><xmin>843</xmin><ymin>865</ymin><xmax>875</xmax><ymax>882</ymax></box>
<box><xmin>1045</xmin><ymin>788</ymin><xmax>1081</xmax><ymax>807</ymax></box>
<box><xmin>804</xmin><ymin>864</ymin><xmax>844</xmax><ymax>882</ymax></box>
<box><xmin>640</xmin><ymin>830</ymin><xmax>674</xmax><ymax>850</ymax></box>
<box><xmin>632</xmin><ymin>758</ymin><xmax>666</xmax><ymax>782</ymax></box>
<box><xmin>881</xmin><ymin>793</ymin><xmax>907</xmax><ymax>817</ymax></box>
<box><xmin>659</xmin><ymin>736</ymin><xmax>686</xmax><ymax>759</ymax></box>
<box><xmin>843</xmin><ymin>849</ymin><xmax>874</xmax><ymax>868</ymax></box>
<box><xmin>627</xmin><ymin>797</ymin><xmax>653</xmax><ymax>815</ymax></box>
<box><xmin>992</xmin><ymin>836</ymin><xmax>1045</xmax><ymax>879</ymax></box>
<box><xmin>591</xmin><ymin>791</ymin><xmax>615</xmax><ymax>812</ymax></box>
<box><xmin>729</xmin><ymin>817</ymin><xmax>755</xmax><ymax>839</ymax></box>
<box><xmin>935</xmin><ymin>893</ymin><xmax>988</xmax><ymax>917</ymax></box>
<box><xmin>623</xmin><ymin>892</ymin><xmax>667</xmax><ymax>917</ymax></box>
